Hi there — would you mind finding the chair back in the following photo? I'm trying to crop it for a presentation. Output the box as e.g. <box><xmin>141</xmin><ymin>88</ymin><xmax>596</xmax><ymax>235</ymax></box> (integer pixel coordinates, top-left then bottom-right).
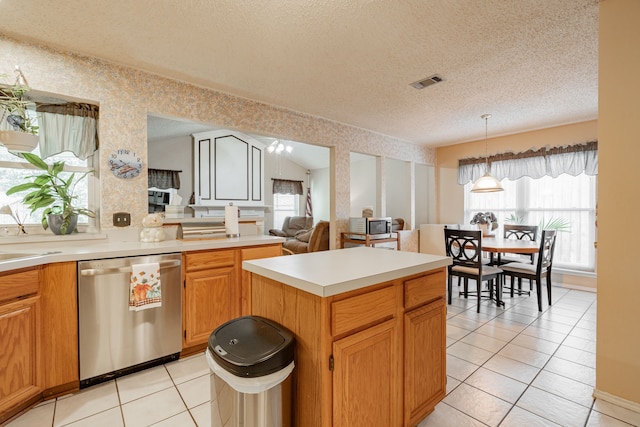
<box><xmin>537</xmin><ymin>229</ymin><xmax>557</xmax><ymax>272</ymax></box>
<box><xmin>504</xmin><ymin>224</ymin><xmax>539</xmax><ymax>242</ymax></box>
<box><xmin>444</xmin><ymin>228</ymin><xmax>483</xmax><ymax>270</ymax></box>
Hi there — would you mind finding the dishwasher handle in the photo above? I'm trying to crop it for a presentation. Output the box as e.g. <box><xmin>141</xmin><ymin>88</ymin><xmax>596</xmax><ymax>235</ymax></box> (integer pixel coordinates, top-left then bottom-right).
<box><xmin>79</xmin><ymin>260</ymin><xmax>181</xmax><ymax>277</ymax></box>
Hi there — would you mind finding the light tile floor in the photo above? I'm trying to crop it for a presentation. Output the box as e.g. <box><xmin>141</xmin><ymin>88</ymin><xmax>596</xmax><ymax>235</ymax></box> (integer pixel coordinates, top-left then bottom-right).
<box><xmin>6</xmin><ymin>285</ymin><xmax>640</xmax><ymax>426</ymax></box>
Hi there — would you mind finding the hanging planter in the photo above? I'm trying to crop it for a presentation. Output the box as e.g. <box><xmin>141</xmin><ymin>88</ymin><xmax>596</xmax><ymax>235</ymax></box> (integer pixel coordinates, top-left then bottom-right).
<box><xmin>0</xmin><ymin>130</ymin><xmax>38</xmax><ymax>152</ymax></box>
<box><xmin>0</xmin><ymin>67</ymin><xmax>39</xmax><ymax>152</ymax></box>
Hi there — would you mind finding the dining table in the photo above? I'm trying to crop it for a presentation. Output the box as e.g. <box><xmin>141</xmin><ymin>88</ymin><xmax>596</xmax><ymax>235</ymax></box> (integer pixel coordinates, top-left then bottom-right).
<box><xmin>481</xmin><ymin>237</ymin><xmax>540</xmax><ymax>265</ymax></box>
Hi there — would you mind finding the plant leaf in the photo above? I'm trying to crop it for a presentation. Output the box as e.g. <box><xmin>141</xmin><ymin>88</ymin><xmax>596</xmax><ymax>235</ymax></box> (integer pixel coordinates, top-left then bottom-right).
<box><xmin>21</xmin><ymin>152</ymin><xmax>49</xmax><ymax>170</ymax></box>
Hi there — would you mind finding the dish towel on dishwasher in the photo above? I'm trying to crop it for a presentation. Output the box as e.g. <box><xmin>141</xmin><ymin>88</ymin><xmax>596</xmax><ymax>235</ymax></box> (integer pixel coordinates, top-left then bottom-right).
<box><xmin>129</xmin><ymin>262</ymin><xmax>162</xmax><ymax>311</ymax></box>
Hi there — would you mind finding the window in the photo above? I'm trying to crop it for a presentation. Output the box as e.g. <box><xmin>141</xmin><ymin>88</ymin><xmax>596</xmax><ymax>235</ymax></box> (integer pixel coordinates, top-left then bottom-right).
<box><xmin>273</xmin><ymin>193</ymin><xmax>299</xmax><ymax>230</ymax></box>
<box><xmin>0</xmin><ymin>146</ymin><xmax>96</xmax><ymax>231</ymax></box>
<box><xmin>464</xmin><ymin>173</ymin><xmax>596</xmax><ymax>271</ymax></box>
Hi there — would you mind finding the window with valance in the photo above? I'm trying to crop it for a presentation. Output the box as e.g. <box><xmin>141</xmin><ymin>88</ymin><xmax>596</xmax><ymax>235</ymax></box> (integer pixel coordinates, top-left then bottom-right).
<box><xmin>461</xmin><ymin>141</ymin><xmax>598</xmax><ymax>272</ymax></box>
<box><xmin>458</xmin><ymin>141</ymin><xmax>598</xmax><ymax>184</ymax></box>
<box><xmin>148</xmin><ymin>168</ymin><xmax>181</xmax><ymax>189</ymax></box>
<box><xmin>272</xmin><ymin>178</ymin><xmax>303</xmax><ymax>195</ymax></box>
<box><xmin>36</xmin><ymin>103</ymin><xmax>99</xmax><ymax>160</ymax></box>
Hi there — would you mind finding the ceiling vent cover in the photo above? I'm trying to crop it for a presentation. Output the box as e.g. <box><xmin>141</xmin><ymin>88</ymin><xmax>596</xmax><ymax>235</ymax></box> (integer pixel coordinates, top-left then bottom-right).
<box><xmin>410</xmin><ymin>74</ymin><xmax>443</xmax><ymax>90</ymax></box>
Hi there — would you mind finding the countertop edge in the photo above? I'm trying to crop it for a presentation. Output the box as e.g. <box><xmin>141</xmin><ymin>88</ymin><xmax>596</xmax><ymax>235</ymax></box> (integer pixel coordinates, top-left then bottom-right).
<box><xmin>0</xmin><ymin>235</ymin><xmax>285</xmax><ymax>273</ymax></box>
<box><xmin>243</xmin><ymin>248</ymin><xmax>452</xmax><ymax>297</ymax></box>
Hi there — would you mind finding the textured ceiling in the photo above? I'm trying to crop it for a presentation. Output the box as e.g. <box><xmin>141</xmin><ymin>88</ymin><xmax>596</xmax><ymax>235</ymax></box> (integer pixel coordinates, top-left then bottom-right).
<box><xmin>0</xmin><ymin>0</ymin><xmax>598</xmax><ymax>146</ymax></box>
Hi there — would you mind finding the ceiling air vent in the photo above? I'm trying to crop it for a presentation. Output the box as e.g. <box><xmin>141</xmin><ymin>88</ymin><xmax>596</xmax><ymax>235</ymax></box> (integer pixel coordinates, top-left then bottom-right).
<box><xmin>410</xmin><ymin>74</ymin><xmax>443</xmax><ymax>90</ymax></box>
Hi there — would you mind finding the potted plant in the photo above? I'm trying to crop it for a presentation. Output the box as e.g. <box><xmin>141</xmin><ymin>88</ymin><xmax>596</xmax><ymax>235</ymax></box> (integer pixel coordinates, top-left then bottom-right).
<box><xmin>6</xmin><ymin>152</ymin><xmax>95</xmax><ymax>234</ymax></box>
<box><xmin>470</xmin><ymin>211</ymin><xmax>498</xmax><ymax>236</ymax></box>
<box><xmin>0</xmin><ymin>67</ymin><xmax>39</xmax><ymax>152</ymax></box>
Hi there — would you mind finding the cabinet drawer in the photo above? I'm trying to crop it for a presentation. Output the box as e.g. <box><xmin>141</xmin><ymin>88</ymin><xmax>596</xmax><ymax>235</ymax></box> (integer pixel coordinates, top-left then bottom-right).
<box><xmin>185</xmin><ymin>250</ymin><xmax>236</xmax><ymax>271</ymax></box>
<box><xmin>241</xmin><ymin>245</ymin><xmax>282</xmax><ymax>261</ymax></box>
<box><xmin>332</xmin><ymin>286</ymin><xmax>396</xmax><ymax>337</ymax></box>
<box><xmin>0</xmin><ymin>268</ymin><xmax>40</xmax><ymax>304</ymax></box>
<box><xmin>404</xmin><ymin>269</ymin><xmax>445</xmax><ymax>310</ymax></box>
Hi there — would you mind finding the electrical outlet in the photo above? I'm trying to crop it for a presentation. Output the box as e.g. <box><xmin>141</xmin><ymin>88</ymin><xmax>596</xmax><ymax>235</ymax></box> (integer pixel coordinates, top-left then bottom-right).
<box><xmin>113</xmin><ymin>212</ymin><xmax>131</xmax><ymax>227</ymax></box>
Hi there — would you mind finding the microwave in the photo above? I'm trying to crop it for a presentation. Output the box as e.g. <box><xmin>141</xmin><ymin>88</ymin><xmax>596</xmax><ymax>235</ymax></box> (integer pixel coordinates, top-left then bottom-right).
<box><xmin>348</xmin><ymin>217</ymin><xmax>392</xmax><ymax>239</ymax></box>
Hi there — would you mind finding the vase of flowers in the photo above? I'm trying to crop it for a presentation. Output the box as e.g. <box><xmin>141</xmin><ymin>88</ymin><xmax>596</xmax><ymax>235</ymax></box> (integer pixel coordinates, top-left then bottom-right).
<box><xmin>470</xmin><ymin>212</ymin><xmax>498</xmax><ymax>236</ymax></box>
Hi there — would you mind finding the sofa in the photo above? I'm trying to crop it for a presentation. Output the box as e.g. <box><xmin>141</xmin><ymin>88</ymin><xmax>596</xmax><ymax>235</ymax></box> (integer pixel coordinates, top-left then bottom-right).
<box><xmin>269</xmin><ymin>216</ymin><xmax>314</xmax><ymax>239</ymax></box>
<box><xmin>282</xmin><ymin>220</ymin><xmax>330</xmax><ymax>254</ymax></box>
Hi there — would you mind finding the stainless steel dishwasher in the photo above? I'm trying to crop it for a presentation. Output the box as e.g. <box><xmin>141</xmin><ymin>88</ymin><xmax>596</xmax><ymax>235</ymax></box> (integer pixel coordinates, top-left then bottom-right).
<box><xmin>78</xmin><ymin>253</ymin><xmax>182</xmax><ymax>387</ymax></box>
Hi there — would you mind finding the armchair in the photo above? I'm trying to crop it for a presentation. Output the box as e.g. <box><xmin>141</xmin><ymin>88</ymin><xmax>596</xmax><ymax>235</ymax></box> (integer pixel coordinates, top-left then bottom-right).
<box><xmin>269</xmin><ymin>216</ymin><xmax>313</xmax><ymax>239</ymax></box>
<box><xmin>282</xmin><ymin>220</ymin><xmax>330</xmax><ymax>254</ymax></box>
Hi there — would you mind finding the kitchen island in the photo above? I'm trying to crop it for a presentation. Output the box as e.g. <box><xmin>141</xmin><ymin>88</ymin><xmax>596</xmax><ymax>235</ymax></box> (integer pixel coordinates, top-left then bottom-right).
<box><xmin>243</xmin><ymin>247</ymin><xmax>451</xmax><ymax>427</ymax></box>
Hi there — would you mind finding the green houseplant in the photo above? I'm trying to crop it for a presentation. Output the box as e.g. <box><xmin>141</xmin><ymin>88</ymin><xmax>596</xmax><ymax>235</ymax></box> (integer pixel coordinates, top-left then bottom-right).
<box><xmin>6</xmin><ymin>152</ymin><xmax>95</xmax><ymax>234</ymax></box>
<box><xmin>0</xmin><ymin>68</ymin><xmax>39</xmax><ymax>152</ymax></box>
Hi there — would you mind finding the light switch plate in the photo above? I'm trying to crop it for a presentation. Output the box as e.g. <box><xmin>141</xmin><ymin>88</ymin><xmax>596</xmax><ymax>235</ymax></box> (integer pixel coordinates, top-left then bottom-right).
<box><xmin>113</xmin><ymin>212</ymin><xmax>131</xmax><ymax>227</ymax></box>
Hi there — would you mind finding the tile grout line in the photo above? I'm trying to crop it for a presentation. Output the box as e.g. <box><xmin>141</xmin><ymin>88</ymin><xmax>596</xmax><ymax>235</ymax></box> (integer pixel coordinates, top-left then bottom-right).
<box><xmin>495</xmin><ymin>291</ymin><xmax>597</xmax><ymax>426</ymax></box>
<box><xmin>446</xmin><ymin>287</ymin><xmax>596</xmax><ymax>426</ymax></box>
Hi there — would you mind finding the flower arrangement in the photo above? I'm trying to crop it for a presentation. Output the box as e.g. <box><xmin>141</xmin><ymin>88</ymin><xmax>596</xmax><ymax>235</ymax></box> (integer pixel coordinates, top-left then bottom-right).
<box><xmin>470</xmin><ymin>211</ymin><xmax>498</xmax><ymax>231</ymax></box>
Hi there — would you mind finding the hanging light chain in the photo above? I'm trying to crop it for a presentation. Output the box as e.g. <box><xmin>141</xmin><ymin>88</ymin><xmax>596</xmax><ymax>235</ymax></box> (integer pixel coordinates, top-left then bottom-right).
<box><xmin>481</xmin><ymin>113</ymin><xmax>492</xmax><ymax>171</ymax></box>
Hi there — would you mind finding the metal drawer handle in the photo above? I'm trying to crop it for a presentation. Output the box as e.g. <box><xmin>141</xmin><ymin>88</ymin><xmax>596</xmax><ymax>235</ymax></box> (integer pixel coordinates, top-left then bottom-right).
<box><xmin>79</xmin><ymin>260</ymin><xmax>181</xmax><ymax>276</ymax></box>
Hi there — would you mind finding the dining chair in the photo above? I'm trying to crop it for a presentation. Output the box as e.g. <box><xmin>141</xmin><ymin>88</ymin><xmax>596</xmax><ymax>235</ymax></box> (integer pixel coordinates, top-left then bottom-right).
<box><xmin>501</xmin><ymin>229</ymin><xmax>557</xmax><ymax>312</ymax></box>
<box><xmin>500</xmin><ymin>224</ymin><xmax>539</xmax><ymax>265</ymax></box>
<box><xmin>444</xmin><ymin>228</ymin><xmax>504</xmax><ymax>313</ymax></box>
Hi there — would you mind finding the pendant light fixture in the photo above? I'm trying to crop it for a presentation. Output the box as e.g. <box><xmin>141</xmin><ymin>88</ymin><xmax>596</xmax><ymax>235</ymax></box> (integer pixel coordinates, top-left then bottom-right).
<box><xmin>471</xmin><ymin>114</ymin><xmax>504</xmax><ymax>193</ymax></box>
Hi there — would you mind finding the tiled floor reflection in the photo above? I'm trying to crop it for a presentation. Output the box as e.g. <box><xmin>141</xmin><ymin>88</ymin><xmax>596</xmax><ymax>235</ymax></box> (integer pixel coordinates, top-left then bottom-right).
<box><xmin>6</xmin><ymin>285</ymin><xmax>640</xmax><ymax>426</ymax></box>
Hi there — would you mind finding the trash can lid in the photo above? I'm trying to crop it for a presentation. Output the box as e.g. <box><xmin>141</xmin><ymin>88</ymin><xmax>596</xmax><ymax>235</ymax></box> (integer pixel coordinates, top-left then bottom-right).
<box><xmin>208</xmin><ymin>316</ymin><xmax>295</xmax><ymax>378</ymax></box>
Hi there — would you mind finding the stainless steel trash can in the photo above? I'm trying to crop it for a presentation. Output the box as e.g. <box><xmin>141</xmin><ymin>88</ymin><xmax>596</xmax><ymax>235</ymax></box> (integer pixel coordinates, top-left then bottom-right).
<box><xmin>206</xmin><ymin>316</ymin><xmax>295</xmax><ymax>427</ymax></box>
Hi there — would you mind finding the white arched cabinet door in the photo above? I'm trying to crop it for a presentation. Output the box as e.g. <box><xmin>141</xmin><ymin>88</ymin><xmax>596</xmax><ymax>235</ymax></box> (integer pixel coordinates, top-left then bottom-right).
<box><xmin>193</xmin><ymin>129</ymin><xmax>264</xmax><ymax>206</ymax></box>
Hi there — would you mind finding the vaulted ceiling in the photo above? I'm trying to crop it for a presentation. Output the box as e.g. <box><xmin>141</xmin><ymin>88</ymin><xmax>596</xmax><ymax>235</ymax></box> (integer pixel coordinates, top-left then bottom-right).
<box><xmin>0</xmin><ymin>0</ymin><xmax>598</xmax><ymax>146</ymax></box>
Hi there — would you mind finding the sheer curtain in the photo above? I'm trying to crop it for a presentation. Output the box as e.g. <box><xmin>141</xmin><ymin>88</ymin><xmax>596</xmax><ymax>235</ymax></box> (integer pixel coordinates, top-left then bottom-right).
<box><xmin>36</xmin><ymin>103</ymin><xmax>99</xmax><ymax>160</ymax></box>
<box><xmin>458</xmin><ymin>141</ymin><xmax>598</xmax><ymax>184</ymax></box>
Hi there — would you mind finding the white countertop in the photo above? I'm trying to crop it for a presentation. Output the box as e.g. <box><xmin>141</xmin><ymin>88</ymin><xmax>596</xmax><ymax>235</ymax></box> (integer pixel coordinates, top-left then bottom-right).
<box><xmin>242</xmin><ymin>247</ymin><xmax>451</xmax><ymax>297</ymax></box>
<box><xmin>0</xmin><ymin>234</ymin><xmax>284</xmax><ymax>273</ymax></box>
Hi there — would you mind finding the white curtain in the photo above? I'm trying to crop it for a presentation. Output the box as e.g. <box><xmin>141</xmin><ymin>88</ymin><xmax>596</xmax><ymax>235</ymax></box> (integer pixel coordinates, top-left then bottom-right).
<box><xmin>458</xmin><ymin>141</ymin><xmax>597</xmax><ymax>184</ymax></box>
<box><xmin>36</xmin><ymin>103</ymin><xmax>99</xmax><ymax>160</ymax></box>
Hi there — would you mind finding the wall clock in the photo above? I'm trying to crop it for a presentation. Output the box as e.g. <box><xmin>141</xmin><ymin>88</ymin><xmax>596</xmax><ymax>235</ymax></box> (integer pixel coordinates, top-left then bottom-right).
<box><xmin>109</xmin><ymin>149</ymin><xmax>143</xmax><ymax>179</ymax></box>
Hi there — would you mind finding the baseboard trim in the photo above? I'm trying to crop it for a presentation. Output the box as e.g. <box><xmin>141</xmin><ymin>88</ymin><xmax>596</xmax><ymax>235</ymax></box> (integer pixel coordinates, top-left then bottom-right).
<box><xmin>553</xmin><ymin>282</ymin><xmax>597</xmax><ymax>293</ymax></box>
<box><xmin>593</xmin><ymin>389</ymin><xmax>640</xmax><ymax>413</ymax></box>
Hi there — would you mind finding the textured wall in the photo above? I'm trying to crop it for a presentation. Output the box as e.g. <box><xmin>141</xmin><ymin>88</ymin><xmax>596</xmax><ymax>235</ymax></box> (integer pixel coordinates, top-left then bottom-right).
<box><xmin>0</xmin><ymin>36</ymin><xmax>435</xmax><ymax>236</ymax></box>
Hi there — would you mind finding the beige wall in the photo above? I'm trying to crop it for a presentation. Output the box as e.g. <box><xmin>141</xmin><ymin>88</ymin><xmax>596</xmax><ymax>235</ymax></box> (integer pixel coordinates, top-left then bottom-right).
<box><xmin>0</xmin><ymin>36</ymin><xmax>435</xmax><ymax>245</ymax></box>
<box><xmin>596</xmin><ymin>0</ymin><xmax>640</xmax><ymax>406</ymax></box>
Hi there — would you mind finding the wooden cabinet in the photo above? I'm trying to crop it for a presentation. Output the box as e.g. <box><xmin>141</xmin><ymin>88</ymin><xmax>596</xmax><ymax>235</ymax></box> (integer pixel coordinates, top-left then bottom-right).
<box><xmin>0</xmin><ymin>268</ymin><xmax>42</xmax><ymax>425</ymax></box>
<box><xmin>404</xmin><ymin>299</ymin><xmax>445</xmax><ymax>426</ymax></box>
<box><xmin>40</xmin><ymin>262</ymin><xmax>78</xmax><ymax>398</ymax></box>
<box><xmin>183</xmin><ymin>249</ymin><xmax>239</xmax><ymax>350</ymax></box>
<box><xmin>240</xmin><ymin>245</ymin><xmax>282</xmax><ymax>315</ymax></box>
<box><xmin>403</xmin><ymin>269</ymin><xmax>446</xmax><ymax>426</ymax></box>
<box><xmin>250</xmin><ymin>267</ymin><xmax>446</xmax><ymax>427</ymax></box>
<box><xmin>183</xmin><ymin>243</ymin><xmax>282</xmax><ymax>353</ymax></box>
<box><xmin>331</xmin><ymin>285</ymin><xmax>403</xmax><ymax>426</ymax></box>
<box><xmin>333</xmin><ymin>319</ymin><xmax>401</xmax><ymax>427</ymax></box>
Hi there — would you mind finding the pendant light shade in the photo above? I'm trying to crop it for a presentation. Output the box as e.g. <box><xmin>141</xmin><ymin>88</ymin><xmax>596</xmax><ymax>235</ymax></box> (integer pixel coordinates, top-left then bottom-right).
<box><xmin>471</xmin><ymin>172</ymin><xmax>504</xmax><ymax>193</ymax></box>
<box><xmin>471</xmin><ymin>114</ymin><xmax>503</xmax><ymax>193</ymax></box>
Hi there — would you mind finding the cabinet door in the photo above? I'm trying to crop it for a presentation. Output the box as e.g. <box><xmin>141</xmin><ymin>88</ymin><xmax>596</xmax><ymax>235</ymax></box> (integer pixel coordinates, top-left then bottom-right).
<box><xmin>240</xmin><ymin>245</ymin><xmax>282</xmax><ymax>315</ymax></box>
<box><xmin>0</xmin><ymin>296</ymin><xmax>40</xmax><ymax>420</ymax></box>
<box><xmin>404</xmin><ymin>298</ymin><xmax>446</xmax><ymax>426</ymax></box>
<box><xmin>41</xmin><ymin>262</ymin><xmax>78</xmax><ymax>396</ymax></box>
<box><xmin>333</xmin><ymin>319</ymin><xmax>401</xmax><ymax>427</ymax></box>
<box><xmin>184</xmin><ymin>266</ymin><xmax>238</xmax><ymax>347</ymax></box>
